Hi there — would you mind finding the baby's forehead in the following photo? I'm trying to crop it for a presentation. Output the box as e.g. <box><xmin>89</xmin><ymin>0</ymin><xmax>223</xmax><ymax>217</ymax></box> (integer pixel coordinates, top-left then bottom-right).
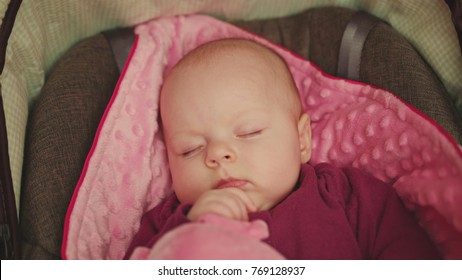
<box><xmin>170</xmin><ymin>44</ymin><xmax>290</xmax><ymax>91</ymax></box>
<box><xmin>162</xmin><ymin>39</ymin><xmax>301</xmax><ymax>115</ymax></box>
<box><xmin>183</xmin><ymin>39</ymin><xmax>282</xmax><ymax>68</ymax></box>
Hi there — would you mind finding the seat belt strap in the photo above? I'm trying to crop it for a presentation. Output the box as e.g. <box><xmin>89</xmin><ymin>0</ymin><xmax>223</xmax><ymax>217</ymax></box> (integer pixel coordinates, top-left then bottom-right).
<box><xmin>337</xmin><ymin>11</ymin><xmax>382</xmax><ymax>80</ymax></box>
<box><xmin>103</xmin><ymin>28</ymin><xmax>136</xmax><ymax>73</ymax></box>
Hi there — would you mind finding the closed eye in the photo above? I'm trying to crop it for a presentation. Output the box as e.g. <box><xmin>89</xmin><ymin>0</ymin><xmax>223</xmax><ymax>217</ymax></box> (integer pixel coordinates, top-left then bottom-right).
<box><xmin>237</xmin><ymin>129</ymin><xmax>263</xmax><ymax>139</ymax></box>
<box><xmin>181</xmin><ymin>146</ymin><xmax>203</xmax><ymax>158</ymax></box>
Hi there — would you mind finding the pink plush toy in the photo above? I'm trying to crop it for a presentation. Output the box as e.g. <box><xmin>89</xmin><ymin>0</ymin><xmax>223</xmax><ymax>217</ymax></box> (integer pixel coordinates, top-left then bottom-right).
<box><xmin>129</xmin><ymin>214</ymin><xmax>285</xmax><ymax>260</ymax></box>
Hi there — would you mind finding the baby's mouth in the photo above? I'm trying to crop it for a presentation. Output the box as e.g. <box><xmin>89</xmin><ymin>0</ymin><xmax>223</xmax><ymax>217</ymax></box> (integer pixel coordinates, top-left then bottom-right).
<box><xmin>215</xmin><ymin>178</ymin><xmax>248</xmax><ymax>189</ymax></box>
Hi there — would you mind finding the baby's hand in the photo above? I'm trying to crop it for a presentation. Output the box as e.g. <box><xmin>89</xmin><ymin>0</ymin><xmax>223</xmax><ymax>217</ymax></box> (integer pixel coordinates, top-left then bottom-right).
<box><xmin>187</xmin><ymin>188</ymin><xmax>256</xmax><ymax>222</ymax></box>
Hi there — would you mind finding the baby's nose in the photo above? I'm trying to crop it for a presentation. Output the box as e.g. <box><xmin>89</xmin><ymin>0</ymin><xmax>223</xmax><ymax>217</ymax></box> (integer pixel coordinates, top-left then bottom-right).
<box><xmin>205</xmin><ymin>142</ymin><xmax>236</xmax><ymax>167</ymax></box>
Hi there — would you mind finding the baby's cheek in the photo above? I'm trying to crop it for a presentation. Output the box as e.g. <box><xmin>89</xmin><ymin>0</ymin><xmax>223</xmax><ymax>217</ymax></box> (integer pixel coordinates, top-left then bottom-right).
<box><xmin>266</xmin><ymin>154</ymin><xmax>300</xmax><ymax>188</ymax></box>
<box><xmin>173</xmin><ymin>180</ymin><xmax>202</xmax><ymax>205</ymax></box>
<box><xmin>172</xmin><ymin>166</ymin><xmax>209</xmax><ymax>204</ymax></box>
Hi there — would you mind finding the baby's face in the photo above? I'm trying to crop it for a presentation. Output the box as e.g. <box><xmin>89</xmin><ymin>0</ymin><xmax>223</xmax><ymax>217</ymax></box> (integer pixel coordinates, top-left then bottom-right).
<box><xmin>161</xmin><ymin>56</ymin><xmax>310</xmax><ymax>211</ymax></box>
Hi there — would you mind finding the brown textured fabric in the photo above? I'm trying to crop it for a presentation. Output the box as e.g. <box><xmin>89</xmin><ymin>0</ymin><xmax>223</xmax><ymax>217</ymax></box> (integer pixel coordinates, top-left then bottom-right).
<box><xmin>20</xmin><ymin>34</ymin><xmax>119</xmax><ymax>259</ymax></box>
<box><xmin>19</xmin><ymin>7</ymin><xmax>462</xmax><ymax>260</ymax></box>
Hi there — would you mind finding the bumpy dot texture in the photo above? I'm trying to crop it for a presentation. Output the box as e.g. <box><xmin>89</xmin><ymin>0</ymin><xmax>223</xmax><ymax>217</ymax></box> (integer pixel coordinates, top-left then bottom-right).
<box><xmin>63</xmin><ymin>15</ymin><xmax>462</xmax><ymax>260</ymax></box>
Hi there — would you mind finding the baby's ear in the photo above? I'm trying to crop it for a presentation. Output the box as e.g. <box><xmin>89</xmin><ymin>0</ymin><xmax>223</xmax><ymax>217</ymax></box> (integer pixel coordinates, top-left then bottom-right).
<box><xmin>298</xmin><ymin>113</ymin><xmax>312</xmax><ymax>163</ymax></box>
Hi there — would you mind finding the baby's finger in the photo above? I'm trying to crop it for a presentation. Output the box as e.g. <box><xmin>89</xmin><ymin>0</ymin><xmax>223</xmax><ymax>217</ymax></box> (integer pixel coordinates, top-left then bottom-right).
<box><xmin>232</xmin><ymin>195</ymin><xmax>249</xmax><ymax>221</ymax></box>
<box><xmin>213</xmin><ymin>200</ymin><xmax>247</xmax><ymax>221</ymax></box>
<box><xmin>220</xmin><ymin>189</ymin><xmax>253</xmax><ymax>220</ymax></box>
<box><xmin>222</xmin><ymin>188</ymin><xmax>257</xmax><ymax>213</ymax></box>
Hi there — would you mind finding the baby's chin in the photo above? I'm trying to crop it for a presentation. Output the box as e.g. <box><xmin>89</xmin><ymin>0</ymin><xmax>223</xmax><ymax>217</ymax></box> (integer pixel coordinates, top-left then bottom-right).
<box><xmin>251</xmin><ymin>198</ymin><xmax>276</xmax><ymax>212</ymax></box>
<box><xmin>252</xmin><ymin>193</ymin><xmax>292</xmax><ymax>212</ymax></box>
<box><xmin>174</xmin><ymin>192</ymin><xmax>197</xmax><ymax>206</ymax></box>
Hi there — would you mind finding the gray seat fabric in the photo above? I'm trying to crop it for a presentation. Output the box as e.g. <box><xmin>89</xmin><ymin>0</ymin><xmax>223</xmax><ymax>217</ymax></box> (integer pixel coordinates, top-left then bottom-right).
<box><xmin>20</xmin><ymin>34</ymin><xmax>119</xmax><ymax>259</ymax></box>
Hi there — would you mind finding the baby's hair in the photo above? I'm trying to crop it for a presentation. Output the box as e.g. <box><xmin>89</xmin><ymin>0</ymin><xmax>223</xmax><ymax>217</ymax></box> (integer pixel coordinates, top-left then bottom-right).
<box><xmin>165</xmin><ymin>38</ymin><xmax>303</xmax><ymax>119</ymax></box>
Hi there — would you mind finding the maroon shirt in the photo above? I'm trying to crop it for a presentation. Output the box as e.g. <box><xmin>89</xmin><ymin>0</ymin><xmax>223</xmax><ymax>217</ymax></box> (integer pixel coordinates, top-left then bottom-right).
<box><xmin>124</xmin><ymin>163</ymin><xmax>440</xmax><ymax>259</ymax></box>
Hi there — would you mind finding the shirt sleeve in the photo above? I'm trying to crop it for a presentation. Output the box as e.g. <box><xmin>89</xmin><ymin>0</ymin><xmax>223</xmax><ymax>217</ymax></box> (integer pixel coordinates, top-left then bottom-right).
<box><xmin>123</xmin><ymin>195</ymin><xmax>191</xmax><ymax>259</ymax></box>
<box><xmin>333</xmin><ymin>165</ymin><xmax>441</xmax><ymax>259</ymax></box>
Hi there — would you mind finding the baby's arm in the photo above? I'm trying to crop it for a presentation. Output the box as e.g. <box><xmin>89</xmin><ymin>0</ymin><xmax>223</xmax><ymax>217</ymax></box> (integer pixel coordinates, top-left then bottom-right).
<box><xmin>124</xmin><ymin>195</ymin><xmax>190</xmax><ymax>259</ymax></box>
<box><xmin>125</xmin><ymin>189</ymin><xmax>256</xmax><ymax>259</ymax></box>
<box><xmin>187</xmin><ymin>188</ymin><xmax>256</xmax><ymax>222</ymax></box>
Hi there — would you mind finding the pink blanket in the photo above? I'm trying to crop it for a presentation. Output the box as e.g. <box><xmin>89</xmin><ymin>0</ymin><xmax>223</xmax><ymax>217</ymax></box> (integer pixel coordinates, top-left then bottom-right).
<box><xmin>62</xmin><ymin>15</ymin><xmax>462</xmax><ymax>260</ymax></box>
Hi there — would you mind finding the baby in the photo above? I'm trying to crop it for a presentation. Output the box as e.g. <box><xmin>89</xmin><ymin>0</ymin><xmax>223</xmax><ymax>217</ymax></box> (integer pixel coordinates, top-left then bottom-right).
<box><xmin>125</xmin><ymin>38</ymin><xmax>440</xmax><ymax>259</ymax></box>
